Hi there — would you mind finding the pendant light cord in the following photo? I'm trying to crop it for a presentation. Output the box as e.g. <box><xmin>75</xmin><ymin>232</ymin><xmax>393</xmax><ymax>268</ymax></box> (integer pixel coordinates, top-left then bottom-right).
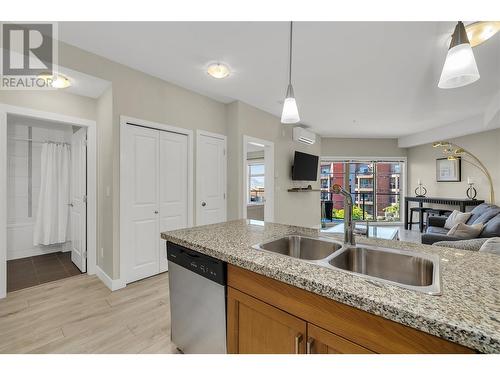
<box><xmin>289</xmin><ymin>21</ymin><xmax>293</xmax><ymax>85</ymax></box>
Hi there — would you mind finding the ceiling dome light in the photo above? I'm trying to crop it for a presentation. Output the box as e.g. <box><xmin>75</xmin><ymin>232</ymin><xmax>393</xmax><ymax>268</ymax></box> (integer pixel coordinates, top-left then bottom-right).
<box><xmin>37</xmin><ymin>73</ymin><xmax>71</xmax><ymax>89</ymax></box>
<box><xmin>465</xmin><ymin>21</ymin><xmax>500</xmax><ymax>47</ymax></box>
<box><xmin>439</xmin><ymin>21</ymin><xmax>480</xmax><ymax>89</ymax></box>
<box><xmin>281</xmin><ymin>21</ymin><xmax>300</xmax><ymax>124</ymax></box>
<box><xmin>51</xmin><ymin>74</ymin><xmax>71</xmax><ymax>89</ymax></box>
<box><xmin>207</xmin><ymin>63</ymin><xmax>230</xmax><ymax>79</ymax></box>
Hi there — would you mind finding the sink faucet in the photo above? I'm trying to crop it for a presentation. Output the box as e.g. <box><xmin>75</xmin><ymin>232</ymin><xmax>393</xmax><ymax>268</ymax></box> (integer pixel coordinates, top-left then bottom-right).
<box><xmin>332</xmin><ymin>184</ymin><xmax>355</xmax><ymax>246</ymax></box>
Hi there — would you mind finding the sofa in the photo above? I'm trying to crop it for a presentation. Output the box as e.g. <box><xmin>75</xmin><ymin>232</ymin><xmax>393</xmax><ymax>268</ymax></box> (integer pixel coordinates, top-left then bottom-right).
<box><xmin>421</xmin><ymin>203</ymin><xmax>500</xmax><ymax>245</ymax></box>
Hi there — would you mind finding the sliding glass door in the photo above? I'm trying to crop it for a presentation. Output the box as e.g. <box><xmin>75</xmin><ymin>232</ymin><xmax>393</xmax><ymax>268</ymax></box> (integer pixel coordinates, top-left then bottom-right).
<box><xmin>320</xmin><ymin>159</ymin><xmax>405</xmax><ymax>226</ymax></box>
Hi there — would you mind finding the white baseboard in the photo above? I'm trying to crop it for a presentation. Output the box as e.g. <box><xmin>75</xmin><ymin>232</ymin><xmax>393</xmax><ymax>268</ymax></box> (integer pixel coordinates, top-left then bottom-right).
<box><xmin>95</xmin><ymin>265</ymin><xmax>126</xmax><ymax>291</ymax></box>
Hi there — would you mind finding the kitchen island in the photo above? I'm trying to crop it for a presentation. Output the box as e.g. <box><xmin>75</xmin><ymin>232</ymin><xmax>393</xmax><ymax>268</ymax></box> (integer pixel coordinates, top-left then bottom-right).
<box><xmin>161</xmin><ymin>219</ymin><xmax>500</xmax><ymax>354</ymax></box>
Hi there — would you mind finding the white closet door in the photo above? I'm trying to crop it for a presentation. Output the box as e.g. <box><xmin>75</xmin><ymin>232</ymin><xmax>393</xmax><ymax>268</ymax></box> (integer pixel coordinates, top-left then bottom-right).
<box><xmin>123</xmin><ymin>125</ymin><xmax>160</xmax><ymax>283</ymax></box>
<box><xmin>159</xmin><ymin>131</ymin><xmax>188</xmax><ymax>272</ymax></box>
<box><xmin>197</xmin><ymin>133</ymin><xmax>226</xmax><ymax>225</ymax></box>
<box><xmin>71</xmin><ymin>128</ymin><xmax>87</xmax><ymax>272</ymax></box>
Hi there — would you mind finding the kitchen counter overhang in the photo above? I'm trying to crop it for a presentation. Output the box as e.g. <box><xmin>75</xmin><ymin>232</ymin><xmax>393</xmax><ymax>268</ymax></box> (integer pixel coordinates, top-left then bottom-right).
<box><xmin>161</xmin><ymin>219</ymin><xmax>500</xmax><ymax>353</ymax></box>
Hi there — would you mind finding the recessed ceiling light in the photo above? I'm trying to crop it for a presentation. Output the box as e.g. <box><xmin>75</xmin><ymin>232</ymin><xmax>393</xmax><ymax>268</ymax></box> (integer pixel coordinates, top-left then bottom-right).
<box><xmin>37</xmin><ymin>72</ymin><xmax>71</xmax><ymax>88</ymax></box>
<box><xmin>465</xmin><ymin>21</ymin><xmax>500</xmax><ymax>47</ymax></box>
<box><xmin>207</xmin><ymin>63</ymin><xmax>230</xmax><ymax>79</ymax></box>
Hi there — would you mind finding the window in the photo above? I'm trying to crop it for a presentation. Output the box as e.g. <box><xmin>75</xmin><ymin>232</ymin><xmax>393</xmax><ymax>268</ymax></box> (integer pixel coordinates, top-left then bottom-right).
<box><xmin>320</xmin><ymin>159</ymin><xmax>405</xmax><ymax>225</ymax></box>
<box><xmin>248</xmin><ymin>162</ymin><xmax>265</xmax><ymax>204</ymax></box>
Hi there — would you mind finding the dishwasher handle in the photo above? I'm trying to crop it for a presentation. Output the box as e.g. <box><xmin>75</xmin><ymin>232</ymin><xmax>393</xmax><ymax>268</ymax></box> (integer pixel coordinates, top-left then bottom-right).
<box><xmin>167</xmin><ymin>241</ymin><xmax>226</xmax><ymax>285</ymax></box>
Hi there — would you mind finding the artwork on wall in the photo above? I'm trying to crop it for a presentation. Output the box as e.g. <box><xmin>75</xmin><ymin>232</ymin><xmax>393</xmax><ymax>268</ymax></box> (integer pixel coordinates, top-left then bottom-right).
<box><xmin>436</xmin><ymin>157</ymin><xmax>461</xmax><ymax>182</ymax></box>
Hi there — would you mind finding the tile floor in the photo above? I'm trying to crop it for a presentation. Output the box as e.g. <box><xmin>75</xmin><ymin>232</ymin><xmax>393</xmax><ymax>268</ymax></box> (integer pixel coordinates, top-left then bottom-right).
<box><xmin>7</xmin><ymin>252</ymin><xmax>82</xmax><ymax>292</ymax></box>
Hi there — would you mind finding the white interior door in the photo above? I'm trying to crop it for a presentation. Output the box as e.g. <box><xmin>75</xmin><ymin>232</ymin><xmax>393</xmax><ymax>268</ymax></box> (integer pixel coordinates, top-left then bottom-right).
<box><xmin>159</xmin><ymin>131</ymin><xmax>188</xmax><ymax>272</ymax></box>
<box><xmin>197</xmin><ymin>133</ymin><xmax>226</xmax><ymax>225</ymax></box>
<box><xmin>70</xmin><ymin>128</ymin><xmax>87</xmax><ymax>272</ymax></box>
<box><xmin>123</xmin><ymin>125</ymin><xmax>160</xmax><ymax>283</ymax></box>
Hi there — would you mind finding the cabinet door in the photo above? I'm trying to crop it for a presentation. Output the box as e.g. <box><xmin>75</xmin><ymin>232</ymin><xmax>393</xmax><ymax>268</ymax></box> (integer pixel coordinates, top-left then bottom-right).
<box><xmin>227</xmin><ymin>287</ymin><xmax>306</xmax><ymax>354</ymax></box>
<box><xmin>307</xmin><ymin>323</ymin><xmax>374</xmax><ymax>354</ymax></box>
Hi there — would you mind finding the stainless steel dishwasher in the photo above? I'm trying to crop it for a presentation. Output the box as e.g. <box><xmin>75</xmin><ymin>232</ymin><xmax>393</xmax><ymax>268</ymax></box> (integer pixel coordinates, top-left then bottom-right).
<box><xmin>166</xmin><ymin>242</ymin><xmax>227</xmax><ymax>354</ymax></box>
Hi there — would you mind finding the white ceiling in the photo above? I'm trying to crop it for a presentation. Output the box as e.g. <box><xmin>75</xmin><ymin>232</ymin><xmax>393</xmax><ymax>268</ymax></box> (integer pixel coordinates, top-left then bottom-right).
<box><xmin>58</xmin><ymin>22</ymin><xmax>500</xmax><ymax>138</ymax></box>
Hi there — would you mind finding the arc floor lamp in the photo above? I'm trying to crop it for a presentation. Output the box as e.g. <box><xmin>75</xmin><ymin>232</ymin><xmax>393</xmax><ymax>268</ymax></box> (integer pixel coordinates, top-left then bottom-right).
<box><xmin>433</xmin><ymin>141</ymin><xmax>495</xmax><ymax>204</ymax></box>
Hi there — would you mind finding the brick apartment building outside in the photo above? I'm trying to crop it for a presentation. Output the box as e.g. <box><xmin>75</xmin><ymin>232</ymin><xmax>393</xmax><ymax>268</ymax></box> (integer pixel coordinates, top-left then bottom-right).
<box><xmin>320</xmin><ymin>161</ymin><xmax>401</xmax><ymax>221</ymax></box>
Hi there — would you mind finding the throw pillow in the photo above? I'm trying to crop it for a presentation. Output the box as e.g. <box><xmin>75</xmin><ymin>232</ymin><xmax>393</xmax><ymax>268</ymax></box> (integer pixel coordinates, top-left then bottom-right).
<box><xmin>447</xmin><ymin>222</ymin><xmax>484</xmax><ymax>239</ymax></box>
<box><xmin>444</xmin><ymin>210</ymin><xmax>472</xmax><ymax>230</ymax></box>
<box><xmin>479</xmin><ymin>237</ymin><xmax>500</xmax><ymax>255</ymax></box>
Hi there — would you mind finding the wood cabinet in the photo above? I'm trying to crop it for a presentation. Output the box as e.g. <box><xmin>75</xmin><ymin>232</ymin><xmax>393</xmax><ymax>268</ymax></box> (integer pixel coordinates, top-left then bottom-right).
<box><xmin>227</xmin><ymin>264</ymin><xmax>475</xmax><ymax>354</ymax></box>
<box><xmin>227</xmin><ymin>286</ymin><xmax>372</xmax><ymax>354</ymax></box>
<box><xmin>227</xmin><ymin>287</ymin><xmax>306</xmax><ymax>354</ymax></box>
<box><xmin>306</xmin><ymin>323</ymin><xmax>374</xmax><ymax>354</ymax></box>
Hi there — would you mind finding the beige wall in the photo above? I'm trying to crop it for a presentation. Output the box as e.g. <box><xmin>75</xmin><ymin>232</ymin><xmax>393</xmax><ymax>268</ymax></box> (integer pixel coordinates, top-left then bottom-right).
<box><xmin>407</xmin><ymin>129</ymin><xmax>500</xmax><ymax>206</ymax></box>
<box><xmin>0</xmin><ymin>90</ymin><xmax>96</xmax><ymax>120</ymax></box>
<box><xmin>2</xmin><ymin>42</ymin><xmax>229</xmax><ymax>280</ymax></box>
<box><xmin>96</xmin><ymin>87</ymin><xmax>113</xmax><ymax>274</ymax></box>
<box><xmin>3</xmin><ymin>41</ymin><xmax>434</xmax><ymax>281</ymax></box>
<box><xmin>58</xmin><ymin>42</ymin><xmax>227</xmax><ymax>279</ymax></box>
<box><xmin>227</xmin><ymin>101</ymin><xmax>322</xmax><ymax>228</ymax></box>
<box><xmin>321</xmin><ymin>137</ymin><xmax>407</xmax><ymax>157</ymax></box>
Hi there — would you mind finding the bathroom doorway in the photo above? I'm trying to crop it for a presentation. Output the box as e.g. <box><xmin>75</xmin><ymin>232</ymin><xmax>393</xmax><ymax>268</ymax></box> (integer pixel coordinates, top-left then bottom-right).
<box><xmin>0</xmin><ymin>105</ymin><xmax>97</xmax><ymax>297</ymax></box>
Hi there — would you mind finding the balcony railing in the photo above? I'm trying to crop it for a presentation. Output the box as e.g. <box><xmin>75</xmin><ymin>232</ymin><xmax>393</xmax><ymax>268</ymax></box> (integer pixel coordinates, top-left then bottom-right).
<box><xmin>321</xmin><ymin>191</ymin><xmax>401</xmax><ymax>223</ymax></box>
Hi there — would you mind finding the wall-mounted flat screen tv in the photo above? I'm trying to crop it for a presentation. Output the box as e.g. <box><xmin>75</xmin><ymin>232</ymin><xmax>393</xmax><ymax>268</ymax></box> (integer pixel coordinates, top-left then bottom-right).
<box><xmin>291</xmin><ymin>151</ymin><xmax>319</xmax><ymax>181</ymax></box>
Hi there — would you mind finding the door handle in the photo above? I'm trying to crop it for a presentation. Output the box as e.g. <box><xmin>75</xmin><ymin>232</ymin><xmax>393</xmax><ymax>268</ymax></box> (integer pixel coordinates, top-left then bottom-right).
<box><xmin>306</xmin><ymin>337</ymin><xmax>314</xmax><ymax>354</ymax></box>
<box><xmin>201</xmin><ymin>201</ymin><xmax>207</xmax><ymax>207</ymax></box>
<box><xmin>294</xmin><ymin>333</ymin><xmax>303</xmax><ymax>354</ymax></box>
<box><xmin>154</xmin><ymin>210</ymin><xmax>159</xmax><ymax>214</ymax></box>
<box><xmin>67</xmin><ymin>203</ymin><xmax>74</xmax><ymax>207</ymax></box>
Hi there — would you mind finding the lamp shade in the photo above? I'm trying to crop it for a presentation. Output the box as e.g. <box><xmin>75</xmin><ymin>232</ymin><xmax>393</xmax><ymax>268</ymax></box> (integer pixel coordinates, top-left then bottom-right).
<box><xmin>281</xmin><ymin>84</ymin><xmax>300</xmax><ymax>124</ymax></box>
<box><xmin>438</xmin><ymin>43</ymin><xmax>480</xmax><ymax>89</ymax></box>
<box><xmin>438</xmin><ymin>22</ymin><xmax>480</xmax><ymax>89</ymax></box>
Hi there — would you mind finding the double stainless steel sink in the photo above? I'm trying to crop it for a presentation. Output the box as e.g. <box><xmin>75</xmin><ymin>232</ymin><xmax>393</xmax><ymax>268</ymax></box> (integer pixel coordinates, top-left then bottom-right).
<box><xmin>253</xmin><ymin>235</ymin><xmax>441</xmax><ymax>295</ymax></box>
<box><xmin>254</xmin><ymin>235</ymin><xmax>343</xmax><ymax>260</ymax></box>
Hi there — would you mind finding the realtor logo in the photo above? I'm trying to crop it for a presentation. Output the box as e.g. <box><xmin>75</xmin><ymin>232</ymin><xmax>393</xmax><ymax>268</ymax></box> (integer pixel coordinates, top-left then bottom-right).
<box><xmin>1</xmin><ymin>22</ymin><xmax>58</xmax><ymax>89</ymax></box>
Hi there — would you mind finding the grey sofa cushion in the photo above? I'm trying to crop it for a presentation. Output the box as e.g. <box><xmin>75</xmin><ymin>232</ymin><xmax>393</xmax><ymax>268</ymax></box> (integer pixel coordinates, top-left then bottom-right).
<box><xmin>473</xmin><ymin>207</ymin><xmax>500</xmax><ymax>224</ymax></box>
<box><xmin>422</xmin><ymin>233</ymin><xmax>463</xmax><ymax>244</ymax></box>
<box><xmin>480</xmin><ymin>214</ymin><xmax>500</xmax><ymax>238</ymax></box>
<box><xmin>434</xmin><ymin>238</ymin><xmax>488</xmax><ymax>251</ymax></box>
<box><xmin>467</xmin><ymin>203</ymin><xmax>497</xmax><ymax>224</ymax></box>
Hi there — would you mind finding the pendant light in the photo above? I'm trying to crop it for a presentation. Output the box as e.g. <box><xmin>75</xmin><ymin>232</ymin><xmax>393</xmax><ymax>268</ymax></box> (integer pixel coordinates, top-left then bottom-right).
<box><xmin>438</xmin><ymin>21</ymin><xmax>480</xmax><ymax>89</ymax></box>
<box><xmin>281</xmin><ymin>21</ymin><xmax>300</xmax><ymax>124</ymax></box>
<box><xmin>465</xmin><ymin>21</ymin><xmax>500</xmax><ymax>47</ymax></box>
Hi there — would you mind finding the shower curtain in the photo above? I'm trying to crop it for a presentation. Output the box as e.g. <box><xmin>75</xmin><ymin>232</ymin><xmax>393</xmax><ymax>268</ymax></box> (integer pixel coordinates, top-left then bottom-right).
<box><xmin>33</xmin><ymin>142</ymin><xmax>71</xmax><ymax>246</ymax></box>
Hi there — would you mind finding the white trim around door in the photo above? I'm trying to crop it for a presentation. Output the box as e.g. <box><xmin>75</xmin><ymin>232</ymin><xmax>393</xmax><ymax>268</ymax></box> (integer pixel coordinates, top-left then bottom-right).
<box><xmin>196</xmin><ymin>130</ymin><xmax>227</xmax><ymax>226</ymax></box>
<box><xmin>119</xmin><ymin>116</ymin><xmax>194</xmax><ymax>285</ymax></box>
<box><xmin>242</xmin><ymin>135</ymin><xmax>275</xmax><ymax>222</ymax></box>
<box><xmin>0</xmin><ymin>103</ymin><xmax>97</xmax><ymax>299</ymax></box>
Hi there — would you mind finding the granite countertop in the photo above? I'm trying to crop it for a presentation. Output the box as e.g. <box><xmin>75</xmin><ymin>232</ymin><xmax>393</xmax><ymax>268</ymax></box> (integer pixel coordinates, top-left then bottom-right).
<box><xmin>161</xmin><ymin>219</ymin><xmax>500</xmax><ymax>353</ymax></box>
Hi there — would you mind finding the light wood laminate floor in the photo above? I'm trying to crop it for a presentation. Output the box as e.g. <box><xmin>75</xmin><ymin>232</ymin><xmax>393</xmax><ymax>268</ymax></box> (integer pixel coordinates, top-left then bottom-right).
<box><xmin>0</xmin><ymin>272</ymin><xmax>177</xmax><ymax>353</ymax></box>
